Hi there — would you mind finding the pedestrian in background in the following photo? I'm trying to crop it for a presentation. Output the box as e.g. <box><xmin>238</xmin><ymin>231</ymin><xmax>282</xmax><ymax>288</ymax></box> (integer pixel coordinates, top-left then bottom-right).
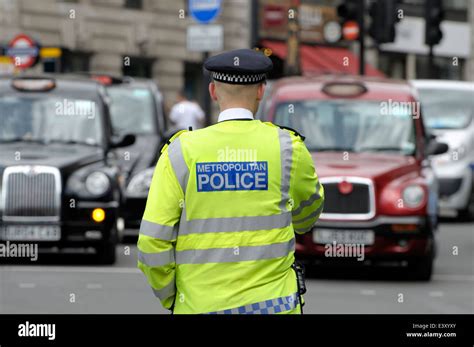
<box><xmin>169</xmin><ymin>89</ymin><xmax>205</xmax><ymax>130</ymax></box>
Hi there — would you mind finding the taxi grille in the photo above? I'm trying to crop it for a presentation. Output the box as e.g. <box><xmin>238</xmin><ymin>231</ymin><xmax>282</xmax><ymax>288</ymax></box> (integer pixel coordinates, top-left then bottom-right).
<box><xmin>320</xmin><ymin>178</ymin><xmax>374</xmax><ymax>219</ymax></box>
<box><xmin>2</xmin><ymin>166</ymin><xmax>61</xmax><ymax>221</ymax></box>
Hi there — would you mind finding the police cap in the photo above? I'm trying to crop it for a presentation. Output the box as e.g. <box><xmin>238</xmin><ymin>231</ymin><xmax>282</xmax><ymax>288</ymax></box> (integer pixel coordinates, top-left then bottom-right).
<box><xmin>204</xmin><ymin>49</ymin><xmax>273</xmax><ymax>85</ymax></box>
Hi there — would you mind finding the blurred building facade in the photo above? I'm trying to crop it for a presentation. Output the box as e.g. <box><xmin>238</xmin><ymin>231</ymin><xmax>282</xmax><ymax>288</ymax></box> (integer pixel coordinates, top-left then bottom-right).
<box><xmin>0</xmin><ymin>0</ymin><xmax>251</xmax><ymax>109</ymax></box>
<box><xmin>1</xmin><ymin>0</ymin><xmax>472</xmax><ymax>106</ymax></box>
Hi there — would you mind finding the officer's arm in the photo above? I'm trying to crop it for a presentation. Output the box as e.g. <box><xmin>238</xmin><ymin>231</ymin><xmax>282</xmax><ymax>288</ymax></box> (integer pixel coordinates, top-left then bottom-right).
<box><xmin>290</xmin><ymin>139</ymin><xmax>325</xmax><ymax>234</ymax></box>
<box><xmin>137</xmin><ymin>149</ymin><xmax>183</xmax><ymax>310</ymax></box>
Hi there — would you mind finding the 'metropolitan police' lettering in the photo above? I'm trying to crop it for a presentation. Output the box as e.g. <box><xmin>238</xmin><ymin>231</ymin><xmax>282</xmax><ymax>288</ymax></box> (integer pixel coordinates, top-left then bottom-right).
<box><xmin>196</xmin><ymin>161</ymin><xmax>268</xmax><ymax>192</ymax></box>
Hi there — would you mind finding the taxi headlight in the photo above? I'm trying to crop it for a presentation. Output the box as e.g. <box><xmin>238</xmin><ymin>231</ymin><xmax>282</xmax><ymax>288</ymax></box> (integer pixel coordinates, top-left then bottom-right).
<box><xmin>402</xmin><ymin>185</ymin><xmax>425</xmax><ymax>208</ymax></box>
<box><xmin>126</xmin><ymin>167</ymin><xmax>155</xmax><ymax>198</ymax></box>
<box><xmin>85</xmin><ymin>172</ymin><xmax>110</xmax><ymax>196</ymax></box>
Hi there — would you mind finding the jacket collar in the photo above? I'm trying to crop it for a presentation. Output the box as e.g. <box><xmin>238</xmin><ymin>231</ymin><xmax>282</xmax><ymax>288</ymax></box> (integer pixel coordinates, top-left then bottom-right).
<box><xmin>218</xmin><ymin>108</ymin><xmax>254</xmax><ymax>122</ymax></box>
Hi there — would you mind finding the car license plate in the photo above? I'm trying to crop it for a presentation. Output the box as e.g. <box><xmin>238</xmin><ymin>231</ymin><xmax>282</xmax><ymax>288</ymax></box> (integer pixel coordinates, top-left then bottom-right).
<box><xmin>2</xmin><ymin>225</ymin><xmax>61</xmax><ymax>241</ymax></box>
<box><xmin>313</xmin><ymin>229</ymin><xmax>374</xmax><ymax>245</ymax></box>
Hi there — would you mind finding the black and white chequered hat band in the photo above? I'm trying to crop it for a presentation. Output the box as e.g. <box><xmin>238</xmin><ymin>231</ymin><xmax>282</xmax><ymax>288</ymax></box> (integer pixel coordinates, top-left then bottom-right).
<box><xmin>204</xmin><ymin>49</ymin><xmax>273</xmax><ymax>85</ymax></box>
<box><xmin>212</xmin><ymin>72</ymin><xmax>266</xmax><ymax>85</ymax></box>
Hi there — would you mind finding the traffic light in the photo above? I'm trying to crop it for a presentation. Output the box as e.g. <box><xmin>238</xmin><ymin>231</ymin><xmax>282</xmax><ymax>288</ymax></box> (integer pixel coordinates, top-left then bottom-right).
<box><xmin>337</xmin><ymin>0</ymin><xmax>359</xmax><ymax>22</ymax></box>
<box><xmin>368</xmin><ymin>0</ymin><xmax>400</xmax><ymax>44</ymax></box>
<box><xmin>425</xmin><ymin>0</ymin><xmax>444</xmax><ymax>46</ymax></box>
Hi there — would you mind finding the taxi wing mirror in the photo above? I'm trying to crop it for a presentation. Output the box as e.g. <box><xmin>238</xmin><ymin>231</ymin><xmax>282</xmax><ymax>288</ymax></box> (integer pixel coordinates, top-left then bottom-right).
<box><xmin>426</xmin><ymin>139</ymin><xmax>449</xmax><ymax>156</ymax></box>
<box><xmin>111</xmin><ymin>134</ymin><xmax>136</xmax><ymax>148</ymax></box>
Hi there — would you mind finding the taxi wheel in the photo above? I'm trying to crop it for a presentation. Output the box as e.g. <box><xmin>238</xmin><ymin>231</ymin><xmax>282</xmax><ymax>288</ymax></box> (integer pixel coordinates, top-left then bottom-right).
<box><xmin>409</xmin><ymin>255</ymin><xmax>433</xmax><ymax>281</ymax></box>
<box><xmin>413</xmin><ymin>257</ymin><xmax>433</xmax><ymax>281</ymax></box>
<box><xmin>96</xmin><ymin>241</ymin><xmax>117</xmax><ymax>265</ymax></box>
<box><xmin>458</xmin><ymin>186</ymin><xmax>474</xmax><ymax>221</ymax></box>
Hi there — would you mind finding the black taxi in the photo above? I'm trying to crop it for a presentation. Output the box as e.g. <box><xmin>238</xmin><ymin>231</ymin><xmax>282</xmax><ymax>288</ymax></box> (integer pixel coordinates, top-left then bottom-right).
<box><xmin>0</xmin><ymin>75</ymin><xmax>134</xmax><ymax>263</ymax></box>
<box><xmin>86</xmin><ymin>74</ymin><xmax>167</xmax><ymax>239</ymax></box>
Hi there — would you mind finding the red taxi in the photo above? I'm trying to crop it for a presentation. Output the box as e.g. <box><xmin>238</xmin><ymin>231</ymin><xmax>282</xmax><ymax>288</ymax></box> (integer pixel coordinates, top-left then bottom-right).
<box><xmin>264</xmin><ymin>76</ymin><xmax>448</xmax><ymax>280</ymax></box>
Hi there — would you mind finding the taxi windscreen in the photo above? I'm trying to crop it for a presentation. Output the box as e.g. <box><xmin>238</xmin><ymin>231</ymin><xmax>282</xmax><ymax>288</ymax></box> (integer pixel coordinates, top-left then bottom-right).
<box><xmin>274</xmin><ymin>100</ymin><xmax>416</xmax><ymax>155</ymax></box>
<box><xmin>417</xmin><ymin>89</ymin><xmax>474</xmax><ymax>130</ymax></box>
<box><xmin>107</xmin><ymin>86</ymin><xmax>155</xmax><ymax>135</ymax></box>
<box><xmin>0</xmin><ymin>95</ymin><xmax>103</xmax><ymax>145</ymax></box>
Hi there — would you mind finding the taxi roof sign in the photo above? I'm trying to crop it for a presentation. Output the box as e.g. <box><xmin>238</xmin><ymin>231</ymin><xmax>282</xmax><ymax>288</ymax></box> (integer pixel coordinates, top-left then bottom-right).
<box><xmin>11</xmin><ymin>77</ymin><xmax>56</xmax><ymax>92</ymax></box>
<box><xmin>322</xmin><ymin>81</ymin><xmax>367</xmax><ymax>97</ymax></box>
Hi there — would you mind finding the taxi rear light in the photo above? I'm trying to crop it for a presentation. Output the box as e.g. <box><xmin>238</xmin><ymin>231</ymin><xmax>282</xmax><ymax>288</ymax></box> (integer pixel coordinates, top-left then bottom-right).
<box><xmin>11</xmin><ymin>78</ymin><xmax>56</xmax><ymax>92</ymax></box>
<box><xmin>322</xmin><ymin>82</ymin><xmax>367</xmax><ymax>97</ymax></box>
<box><xmin>91</xmin><ymin>75</ymin><xmax>113</xmax><ymax>85</ymax></box>
<box><xmin>391</xmin><ymin>224</ymin><xmax>419</xmax><ymax>232</ymax></box>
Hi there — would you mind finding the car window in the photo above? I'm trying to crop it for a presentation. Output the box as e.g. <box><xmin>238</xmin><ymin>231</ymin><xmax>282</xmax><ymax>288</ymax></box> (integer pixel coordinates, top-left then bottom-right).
<box><xmin>107</xmin><ymin>86</ymin><xmax>156</xmax><ymax>135</ymax></box>
<box><xmin>417</xmin><ymin>89</ymin><xmax>474</xmax><ymax>129</ymax></box>
<box><xmin>0</xmin><ymin>95</ymin><xmax>102</xmax><ymax>145</ymax></box>
<box><xmin>274</xmin><ymin>100</ymin><xmax>416</xmax><ymax>155</ymax></box>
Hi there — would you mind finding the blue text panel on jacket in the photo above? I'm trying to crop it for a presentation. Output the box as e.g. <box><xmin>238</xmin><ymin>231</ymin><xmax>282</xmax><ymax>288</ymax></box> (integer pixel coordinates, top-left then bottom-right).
<box><xmin>196</xmin><ymin>161</ymin><xmax>268</xmax><ymax>192</ymax></box>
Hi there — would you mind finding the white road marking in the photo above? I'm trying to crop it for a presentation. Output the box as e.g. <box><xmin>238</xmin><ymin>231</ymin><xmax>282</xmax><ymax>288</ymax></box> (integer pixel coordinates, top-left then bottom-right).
<box><xmin>2</xmin><ymin>268</ymin><xmax>473</xmax><ymax>282</ymax></box>
<box><xmin>433</xmin><ymin>274</ymin><xmax>474</xmax><ymax>282</ymax></box>
<box><xmin>1</xmin><ymin>266</ymin><xmax>140</xmax><ymax>274</ymax></box>
<box><xmin>86</xmin><ymin>283</ymin><xmax>102</xmax><ymax>289</ymax></box>
<box><xmin>429</xmin><ymin>291</ymin><xmax>444</xmax><ymax>297</ymax></box>
<box><xmin>18</xmin><ymin>283</ymin><xmax>36</xmax><ymax>288</ymax></box>
<box><xmin>360</xmin><ymin>289</ymin><xmax>376</xmax><ymax>296</ymax></box>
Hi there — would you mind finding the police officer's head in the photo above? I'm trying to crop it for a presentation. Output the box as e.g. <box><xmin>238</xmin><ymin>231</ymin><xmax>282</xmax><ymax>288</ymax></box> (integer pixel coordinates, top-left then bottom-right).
<box><xmin>204</xmin><ymin>49</ymin><xmax>273</xmax><ymax>114</ymax></box>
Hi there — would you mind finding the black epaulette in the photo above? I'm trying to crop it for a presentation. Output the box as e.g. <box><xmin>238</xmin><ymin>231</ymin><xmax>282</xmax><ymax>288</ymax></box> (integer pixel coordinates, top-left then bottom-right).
<box><xmin>275</xmin><ymin>124</ymin><xmax>306</xmax><ymax>142</ymax></box>
<box><xmin>160</xmin><ymin>129</ymin><xmax>188</xmax><ymax>153</ymax></box>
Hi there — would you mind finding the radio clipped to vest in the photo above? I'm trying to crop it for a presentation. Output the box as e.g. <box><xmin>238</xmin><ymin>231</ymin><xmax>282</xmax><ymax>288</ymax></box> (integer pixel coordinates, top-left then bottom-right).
<box><xmin>292</xmin><ymin>261</ymin><xmax>307</xmax><ymax>296</ymax></box>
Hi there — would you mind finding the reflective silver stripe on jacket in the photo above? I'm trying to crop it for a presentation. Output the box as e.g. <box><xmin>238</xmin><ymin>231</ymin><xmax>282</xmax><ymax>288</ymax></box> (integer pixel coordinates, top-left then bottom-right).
<box><xmin>138</xmin><ymin>249</ymin><xmax>175</xmax><ymax>267</ymax></box>
<box><xmin>278</xmin><ymin>129</ymin><xmax>293</xmax><ymax>213</ymax></box>
<box><xmin>152</xmin><ymin>281</ymin><xmax>176</xmax><ymax>301</ymax></box>
<box><xmin>178</xmin><ymin>208</ymin><xmax>292</xmax><ymax>236</ymax></box>
<box><xmin>292</xmin><ymin>181</ymin><xmax>323</xmax><ymax>217</ymax></box>
<box><xmin>140</xmin><ymin>220</ymin><xmax>177</xmax><ymax>241</ymax></box>
<box><xmin>167</xmin><ymin>138</ymin><xmax>189</xmax><ymax>194</ymax></box>
<box><xmin>176</xmin><ymin>238</ymin><xmax>295</xmax><ymax>264</ymax></box>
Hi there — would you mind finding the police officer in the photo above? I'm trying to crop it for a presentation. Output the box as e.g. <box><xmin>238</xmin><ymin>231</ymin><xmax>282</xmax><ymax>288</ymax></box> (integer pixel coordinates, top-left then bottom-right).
<box><xmin>137</xmin><ymin>48</ymin><xmax>324</xmax><ymax>314</ymax></box>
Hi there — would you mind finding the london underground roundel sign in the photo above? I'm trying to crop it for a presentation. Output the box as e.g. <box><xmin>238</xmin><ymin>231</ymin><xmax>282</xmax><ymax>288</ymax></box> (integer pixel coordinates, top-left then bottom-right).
<box><xmin>7</xmin><ymin>34</ymin><xmax>39</xmax><ymax>69</ymax></box>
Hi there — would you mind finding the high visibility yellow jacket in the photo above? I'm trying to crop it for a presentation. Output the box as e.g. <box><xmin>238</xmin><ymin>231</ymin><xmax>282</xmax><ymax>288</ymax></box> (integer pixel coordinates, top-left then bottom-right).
<box><xmin>137</xmin><ymin>119</ymin><xmax>324</xmax><ymax>314</ymax></box>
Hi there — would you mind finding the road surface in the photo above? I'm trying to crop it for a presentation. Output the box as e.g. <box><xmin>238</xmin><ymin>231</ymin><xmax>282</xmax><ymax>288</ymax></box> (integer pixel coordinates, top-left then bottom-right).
<box><xmin>0</xmin><ymin>220</ymin><xmax>472</xmax><ymax>314</ymax></box>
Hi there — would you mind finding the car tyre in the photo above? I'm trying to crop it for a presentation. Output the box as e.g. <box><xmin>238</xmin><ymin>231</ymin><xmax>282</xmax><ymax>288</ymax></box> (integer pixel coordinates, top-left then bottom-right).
<box><xmin>96</xmin><ymin>241</ymin><xmax>116</xmax><ymax>265</ymax></box>
<box><xmin>409</xmin><ymin>255</ymin><xmax>433</xmax><ymax>281</ymax></box>
<box><xmin>458</xmin><ymin>185</ymin><xmax>474</xmax><ymax>221</ymax></box>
